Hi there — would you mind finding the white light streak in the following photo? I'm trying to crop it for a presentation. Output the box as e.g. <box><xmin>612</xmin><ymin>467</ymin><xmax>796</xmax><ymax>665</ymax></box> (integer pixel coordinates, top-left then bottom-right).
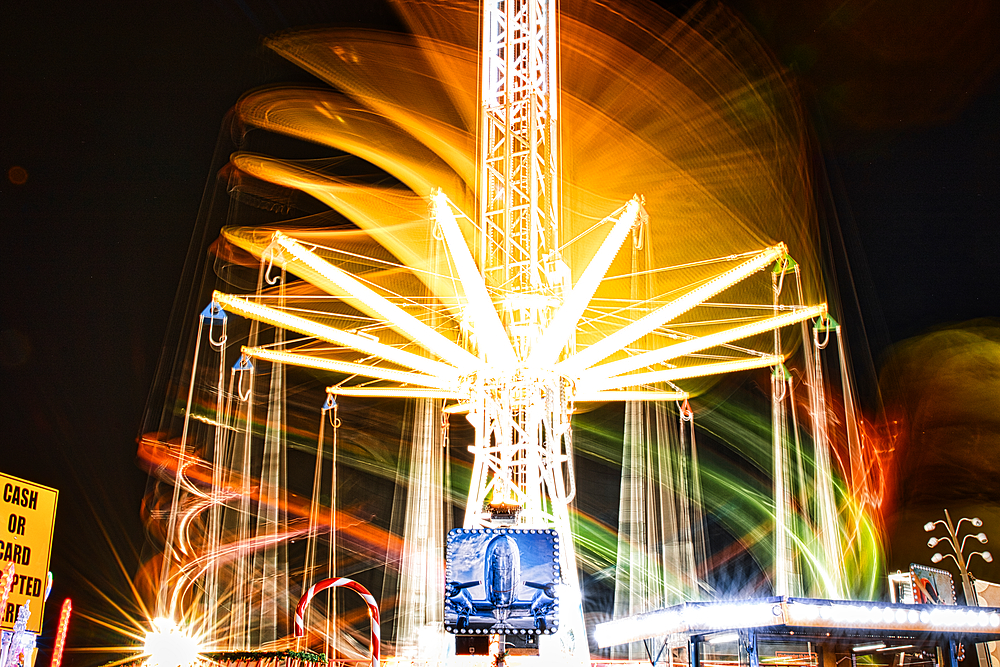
<box><xmin>214</xmin><ymin>291</ymin><xmax>459</xmax><ymax>378</ymax></box>
<box><xmin>853</xmin><ymin>643</ymin><xmax>886</xmax><ymax>653</ymax></box>
<box><xmin>242</xmin><ymin>346</ymin><xmax>453</xmax><ymax>389</ymax></box>
<box><xmin>574</xmin><ymin>389</ymin><xmax>689</xmax><ymax>402</ymax></box>
<box><xmin>530</xmin><ymin>198</ymin><xmax>641</xmax><ymax>366</ymax></box>
<box><xmin>581</xmin><ymin>354</ymin><xmax>785</xmax><ymax>393</ymax></box>
<box><xmin>273</xmin><ymin>232</ymin><xmax>483</xmax><ymax>371</ymax></box>
<box><xmin>593</xmin><ymin>612</ymin><xmax>674</xmax><ymax>648</ymax></box>
<box><xmin>431</xmin><ymin>191</ymin><xmax>515</xmax><ymax>365</ymax></box>
<box><xmin>581</xmin><ymin>304</ymin><xmax>827</xmax><ymax>381</ymax></box>
<box><xmin>558</xmin><ymin>244</ymin><xmax>786</xmax><ymax>373</ymax></box>
<box><xmin>326</xmin><ymin>387</ymin><xmax>463</xmax><ymax>399</ymax></box>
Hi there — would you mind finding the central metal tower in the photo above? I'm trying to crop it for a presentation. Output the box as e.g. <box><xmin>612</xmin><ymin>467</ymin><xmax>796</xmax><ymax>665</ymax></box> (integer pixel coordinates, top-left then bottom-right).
<box><xmin>464</xmin><ymin>0</ymin><xmax>579</xmax><ymax>540</ymax></box>
<box><xmin>479</xmin><ymin>0</ymin><xmax>559</xmax><ymax>301</ymax></box>
<box><xmin>466</xmin><ymin>1</ymin><xmax>590</xmax><ymax>656</ymax></box>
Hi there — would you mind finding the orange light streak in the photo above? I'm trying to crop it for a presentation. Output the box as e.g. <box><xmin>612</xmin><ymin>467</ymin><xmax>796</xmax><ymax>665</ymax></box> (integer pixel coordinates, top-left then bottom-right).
<box><xmin>50</xmin><ymin>598</ymin><xmax>73</xmax><ymax>667</ymax></box>
<box><xmin>0</xmin><ymin>562</ymin><xmax>15</xmax><ymax>617</ymax></box>
<box><xmin>136</xmin><ymin>436</ymin><xmax>405</xmax><ymax>563</ymax></box>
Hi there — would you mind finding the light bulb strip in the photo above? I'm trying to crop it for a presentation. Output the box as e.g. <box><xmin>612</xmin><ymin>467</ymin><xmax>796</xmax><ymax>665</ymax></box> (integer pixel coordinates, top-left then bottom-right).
<box><xmin>530</xmin><ymin>198</ymin><xmax>641</xmax><ymax>366</ymax></box>
<box><xmin>432</xmin><ymin>192</ymin><xmax>515</xmax><ymax>365</ymax></box>
<box><xmin>273</xmin><ymin>233</ymin><xmax>483</xmax><ymax>371</ymax></box>
<box><xmin>582</xmin><ymin>354</ymin><xmax>785</xmax><ymax>393</ymax></box>
<box><xmin>783</xmin><ymin>601</ymin><xmax>1000</xmax><ymax>634</ymax></box>
<box><xmin>242</xmin><ymin>346</ymin><xmax>452</xmax><ymax>389</ymax></box>
<box><xmin>559</xmin><ymin>243</ymin><xmax>787</xmax><ymax>373</ymax></box>
<box><xmin>214</xmin><ymin>291</ymin><xmax>459</xmax><ymax>378</ymax></box>
<box><xmin>594</xmin><ymin>601</ymin><xmax>777</xmax><ymax>647</ymax></box>
<box><xmin>582</xmin><ymin>304</ymin><xmax>826</xmax><ymax>382</ymax></box>
<box><xmin>327</xmin><ymin>387</ymin><xmax>463</xmax><ymax>399</ymax></box>
<box><xmin>595</xmin><ymin>598</ymin><xmax>1000</xmax><ymax>648</ymax></box>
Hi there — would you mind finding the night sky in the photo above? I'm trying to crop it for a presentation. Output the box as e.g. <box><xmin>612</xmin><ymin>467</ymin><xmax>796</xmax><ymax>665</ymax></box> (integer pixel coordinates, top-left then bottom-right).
<box><xmin>2</xmin><ymin>0</ymin><xmax>999</xmax><ymax>663</ymax></box>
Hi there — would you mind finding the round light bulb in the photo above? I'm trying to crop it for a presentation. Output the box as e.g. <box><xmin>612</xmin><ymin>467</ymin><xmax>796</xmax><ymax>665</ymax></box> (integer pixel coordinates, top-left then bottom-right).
<box><xmin>927</xmin><ymin>537</ymin><xmax>939</xmax><ymax>548</ymax></box>
<box><xmin>972</xmin><ymin>518</ymin><xmax>983</xmax><ymax>527</ymax></box>
<box><xmin>977</xmin><ymin>533</ymin><xmax>988</xmax><ymax>543</ymax></box>
<box><xmin>924</xmin><ymin>522</ymin><xmax>936</xmax><ymax>532</ymax></box>
<box><xmin>931</xmin><ymin>553</ymin><xmax>943</xmax><ymax>563</ymax></box>
<box><xmin>983</xmin><ymin>551</ymin><xmax>993</xmax><ymax>563</ymax></box>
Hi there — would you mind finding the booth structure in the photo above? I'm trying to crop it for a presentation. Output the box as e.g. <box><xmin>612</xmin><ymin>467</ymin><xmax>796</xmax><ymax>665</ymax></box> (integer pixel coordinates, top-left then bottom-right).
<box><xmin>595</xmin><ymin>598</ymin><xmax>1000</xmax><ymax>667</ymax></box>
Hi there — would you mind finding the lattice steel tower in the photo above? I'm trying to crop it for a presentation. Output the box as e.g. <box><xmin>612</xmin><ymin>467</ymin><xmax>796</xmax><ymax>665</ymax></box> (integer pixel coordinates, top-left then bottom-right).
<box><xmin>464</xmin><ymin>0</ymin><xmax>589</xmax><ymax>655</ymax></box>
<box><xmin>463</xmin><ymin>0</ymin><xmax>584</xmax><ymax>546</ymax></box>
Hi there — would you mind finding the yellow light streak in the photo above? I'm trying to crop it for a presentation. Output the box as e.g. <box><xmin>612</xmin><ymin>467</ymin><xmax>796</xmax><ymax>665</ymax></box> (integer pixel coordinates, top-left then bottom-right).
<box><xmin>326</xmin><ymin>387</ymin><xmax>463</xmax><ymax>399</ymax></box>
<box><xmin>574</xmin><ymin>389</ymin><xmax>690</xmax><ymax>402</ymax></box>
<box><xmin>582</xmin><ymin>303</ymin><xmax>827</xmax><ymax>381</ymax></box>
<box><xmin>530</xmin><ymin>197</ymin><xmax>642</xmax><ymax>366</ymax></box>
<box><xmin>431</xmin><ymin>191</ymin><xmax>515</xmax><ymax>365</ymax></box>
<box><xmin>242</xmin><ymin>346</ymin><xmax>453</xmax><ymax>389</ymax></box>
<box><xmin>213</xmin><ymin>291</ymin><xmax>459</xmax><ymax>378</ymax></box>
<box><xmin>558</xmin><ymin>243</ymin><xmax>787</xmax><ymax>374</ymax></box>
<box><xmin>442</xmin><ymin>402</ymin><xmax>471</xmax><ymax>414</ymax></box>
<box><xmin>273</xmin><ymin>232</ymin><xmax>484</xmax><ymax>371</ymax></box>
<box><xmin>581</xmin><ymin>354</ymin><xmax>785</xmax><ymax>393</ymax></box>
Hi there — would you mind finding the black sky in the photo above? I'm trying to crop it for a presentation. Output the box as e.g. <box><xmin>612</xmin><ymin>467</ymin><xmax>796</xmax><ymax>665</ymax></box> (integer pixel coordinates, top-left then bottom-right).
<box><xmin>2</xmin><ymin>1</ymin><xmax>999</xmax><ymax>663</ymax></box>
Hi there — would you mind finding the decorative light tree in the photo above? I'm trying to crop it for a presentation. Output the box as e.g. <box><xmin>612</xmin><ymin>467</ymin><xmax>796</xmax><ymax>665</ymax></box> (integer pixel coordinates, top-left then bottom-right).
<box><xmin>926</xmin><ymin>510</ymin><xmax>994</xmax><ymax>667</ymax></box>
<box><xmin>925</xmin><ymin>510</ymin><xmax>993</xmax><ymax>602</ymax></box>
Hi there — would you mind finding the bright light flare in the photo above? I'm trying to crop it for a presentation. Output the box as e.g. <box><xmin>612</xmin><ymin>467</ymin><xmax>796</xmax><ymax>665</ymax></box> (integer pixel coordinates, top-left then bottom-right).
<box><xmin>143</xmin><ymin>617</ymin><xmax>202</xmax><ymax>667</ymax></box>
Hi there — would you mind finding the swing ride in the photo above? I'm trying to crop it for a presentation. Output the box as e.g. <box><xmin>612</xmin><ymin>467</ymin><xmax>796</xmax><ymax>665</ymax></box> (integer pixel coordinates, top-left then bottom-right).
<box><xmin>135</xmin><ymin>0</ymin><xmax>890</xmax><ymax>665</ymax></box>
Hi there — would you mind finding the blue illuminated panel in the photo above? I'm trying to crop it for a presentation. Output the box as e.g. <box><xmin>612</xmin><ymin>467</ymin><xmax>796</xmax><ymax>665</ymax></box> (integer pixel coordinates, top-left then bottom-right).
<box><xmin>445</xmin><ymin>528</ymin><xmax>560</xmax><ymax>635</ymax></box>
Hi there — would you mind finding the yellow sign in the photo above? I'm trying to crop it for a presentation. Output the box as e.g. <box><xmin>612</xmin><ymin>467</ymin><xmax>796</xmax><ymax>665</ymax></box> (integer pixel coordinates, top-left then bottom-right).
<box><xmin>0</xmin><ymin>472</ymin><xmax>58</xmax><ymax>633</ymax></box>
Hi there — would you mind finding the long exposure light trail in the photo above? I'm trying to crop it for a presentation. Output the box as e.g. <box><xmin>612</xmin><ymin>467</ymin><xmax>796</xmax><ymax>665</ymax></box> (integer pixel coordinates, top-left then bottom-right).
<box><xmin>130</xmin><ymin>0</ymin><xmax>889</xmax><ymax>659</ymax></box>
<box><xmin>242</xmin><ymin>347</ymin><xmax>451</xmax><ymax>389</ymax></box>
<box><xmin>558</xmin><ymin>244</ymin><xmax>789</xmax><ymax>373</ymax></box>
<box><xmin>213</xmin><ymin>291</ymin><xmax>458</xmax><ymax>378</ymax></box>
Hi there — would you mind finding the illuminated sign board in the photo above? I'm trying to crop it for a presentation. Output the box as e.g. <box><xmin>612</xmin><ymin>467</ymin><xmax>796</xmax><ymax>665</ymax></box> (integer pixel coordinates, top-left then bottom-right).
<box><xmin>1</xmin><ymin>473</ymin><xmax>58</xmax><ymax>633</ymax></box>
<box><xmin>910</xmin><ymin>563</ymin><xmax>957</xmax><ymax>605</ymax></box>
<box><xmin>445</xmin><ymin>528</ymin><xmax>560</xmax><ymax>636</ymax></box>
